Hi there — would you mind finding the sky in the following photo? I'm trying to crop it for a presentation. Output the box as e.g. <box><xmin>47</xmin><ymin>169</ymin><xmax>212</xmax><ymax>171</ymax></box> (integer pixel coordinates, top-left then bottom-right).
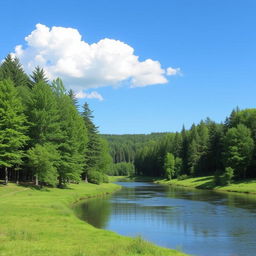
<box><xmin>0</xmin><ymin>0</ymin><xmax>256</xmax><ymax>134</ymax></box>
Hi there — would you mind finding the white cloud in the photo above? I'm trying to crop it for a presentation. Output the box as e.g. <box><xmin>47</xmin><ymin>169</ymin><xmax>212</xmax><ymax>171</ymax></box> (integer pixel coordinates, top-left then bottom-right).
<box><xmin>13</xmin><ymin>24</ymin><xmax>180</xmax><ymax>90</ymax></box>
<box><xmin>75</xmin><ymin>91</ymin><xmax>103</xmax><ymax>101</ymax></box>
<box><xmin>166</xmin><ymin>67</ymin><xmax>181</xmax><ymax>76</ymax></box>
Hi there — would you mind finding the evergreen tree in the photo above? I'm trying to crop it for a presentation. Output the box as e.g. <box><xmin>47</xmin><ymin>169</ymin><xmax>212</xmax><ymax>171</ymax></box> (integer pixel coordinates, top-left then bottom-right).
<box><xmin>0</xmin><ymin>54</ymin><xmax>29</xmax><ymax>87</ymax></box>
<box><xmin>68</xmin><ymin>89</ymin><xmax>79</xmax><ymax>108</ymax></box>
<box><xmin>187</xmin><ymin>139</ymin><xmax>199</xmax><ymax>176</ymax></box>
<box><xmin>26</xmin><ymin>81</ymin><xmax>61</xmax><ymax>147</ymax></box>
<box><xmin>0</xmin><ymin>80</ymin><xmax>28</xmax><ymax>184</ymax></box>
<box><xmin>174</xmin><ymin>157</ymin><xmax>182</xmax><ymax>177</ymax></box>
<box><xmin>29</xmin><ymin>66</ymin><xmax>49</xmax><ymax>87</ymax></box>
<box><xmin>82</xmin><ymin>103</ymin><xmax>101</xmax><ymax>182</ymax></box>
<box><xmin>52</xmin><ymin>78</ymin><xmax>88</xmax><ymax>186</ymax></box>
<box><xmin>223</xmin><ymin>124</ymin><xmax>254</xmax><ymax>179</ymax></box>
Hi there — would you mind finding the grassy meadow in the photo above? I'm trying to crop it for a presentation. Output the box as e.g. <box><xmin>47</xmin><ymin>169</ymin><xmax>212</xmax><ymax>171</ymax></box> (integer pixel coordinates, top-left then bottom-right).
<box><xmin>0</xmin><ymin>182</ymin><xmax>187</xmax><ymax>256</ymax></box>
<box><xmin>156</xmin><ymin>176</ymin><xmax>256</xmax><ymax>194</ymax></box>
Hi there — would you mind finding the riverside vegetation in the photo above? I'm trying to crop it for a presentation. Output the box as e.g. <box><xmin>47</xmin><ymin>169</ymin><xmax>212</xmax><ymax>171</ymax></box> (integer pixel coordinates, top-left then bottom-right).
<box><xmin>104</xmin><ymin>109</ymin><xmax>256</xmax><ymax>193</ymax></box>
<box><xmin>0</xmin><ymin>182</ymin><xmax>187</xmax><ymax>256</ymax></box>
<box><xmin>1</xmin><ymin>53</ymin><xmax>256</xmax><ymax>255</ymax></box>
<box><xmin>0</xmin><ymin>55</ymin><xmax>187</xmax><ymax>256</ymax></box>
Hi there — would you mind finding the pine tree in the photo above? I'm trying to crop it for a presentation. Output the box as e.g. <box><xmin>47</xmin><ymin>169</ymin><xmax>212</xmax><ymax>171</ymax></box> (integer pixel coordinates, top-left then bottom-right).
<box><xmin>29</xmin><ymin>66</ymin><xmax>49</xmax><ymax>87</ymax></box>
<box><xmin>52</xmin><ymin>78</ymin><xmax>88</xmax><ymax>186</ymax></box>
<box><xmin>223</xmin><ymin>124</ymin><xmax>254</xmax><ymax>179</ymax></box>
<box><xmin>82</xmin><ymin>103</ymin><xmax>101</xmax><ymax>182</ymax></box>
<box><xmin>0</xmin><ymin>54</ymin><xmax>29</xmax><ymax>87</ymax></box>
<box><xmin>0</xmin><ymin>80</ymin><xmax>28</xmax><ymax>184</ymax></box>
<box><xmin>26</xmin><ymin>81</ymin><xmax>61</xmax><ymax>147</ymax></box>
<box><xmin>68</xmin><ymin>89</ymin><xmax>79</xmax><ymax>109</ymax></box>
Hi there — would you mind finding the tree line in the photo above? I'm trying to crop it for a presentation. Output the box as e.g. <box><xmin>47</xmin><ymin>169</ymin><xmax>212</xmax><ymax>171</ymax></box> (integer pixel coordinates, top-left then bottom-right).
<box><xmin>0</xmin><ymin>54</ymin><xmax>112</xmax><ymax>186</ymax></box>
<box><xmin>102</xmin><ymin>133</ymin><xmax>167</xmax><ymax>163</ymax></box>
<box><xmin>134</xmin><ymin>108</ymin><xmax>256</xmax><ymax>184</ymax></box>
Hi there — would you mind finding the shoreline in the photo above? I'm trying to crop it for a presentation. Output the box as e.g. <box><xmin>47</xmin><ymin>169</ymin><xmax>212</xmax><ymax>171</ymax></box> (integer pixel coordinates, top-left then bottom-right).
<box><xmin>108</xmin><ymin>175</ymin><xmax>256</xmax><ymax>195</ymax></box>
<box><xmin>0</xmin><ymin>182</ymin><xmax>187</xmax><ymax>256</ymax></box>
<box><xmin>155</xmin><ymin>176</ymin><xmax>256</xmax><ymax>195</ymax></box>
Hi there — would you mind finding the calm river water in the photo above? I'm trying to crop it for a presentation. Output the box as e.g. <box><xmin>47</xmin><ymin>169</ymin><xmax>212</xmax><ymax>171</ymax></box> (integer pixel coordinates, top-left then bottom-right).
<box><xmin>74</xmin><ymin>182</ymin><xmax>256</xmax><ymax>256</ymax></box>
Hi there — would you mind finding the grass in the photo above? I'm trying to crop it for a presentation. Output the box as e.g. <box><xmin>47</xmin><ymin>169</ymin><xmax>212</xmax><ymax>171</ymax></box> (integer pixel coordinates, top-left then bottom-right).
<box><xmin>0</xmin><ymin>182</ymin><xmax>187</xmax><ymax>256</ymax></box>
<box><xmin>108</xmin><ymin>176</ymin><xmax>132</xmax><ymax>182</ymax></box>
<box><xmin>156</xmin><ymin>176</ymin><xmax>256</xmax><ymax>194</ymax></box>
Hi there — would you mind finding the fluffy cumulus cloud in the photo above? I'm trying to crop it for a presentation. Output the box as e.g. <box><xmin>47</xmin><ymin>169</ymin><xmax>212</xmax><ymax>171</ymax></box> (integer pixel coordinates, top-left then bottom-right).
<box><xmin>13</xmin><ymin>24</ymin><xmax>180</xmax><ymax>100</ymax></box>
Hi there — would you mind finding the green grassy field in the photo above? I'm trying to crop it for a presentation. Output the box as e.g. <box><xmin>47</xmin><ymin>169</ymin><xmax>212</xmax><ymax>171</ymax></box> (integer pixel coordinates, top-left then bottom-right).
<box><xmin>156</xmin><ymin>176</ymin><xmax>256</xmax><ymax>194</ymax></box>
<box><xmin>0</xmin><ymin>182</ymin><xmax>187</xmax><ymax>256</ymax></box>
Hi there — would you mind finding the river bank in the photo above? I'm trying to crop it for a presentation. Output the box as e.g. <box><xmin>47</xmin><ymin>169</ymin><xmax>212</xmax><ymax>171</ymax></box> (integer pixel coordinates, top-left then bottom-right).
<box><xmin>0</xmin><ymin>182</ymin><xmax>187</xmax><ymax>256</ymax></box>
<box><xmin>155</xmin><ymin>176</ymin><xmax>256</xmax><ymax>194</ymax></box>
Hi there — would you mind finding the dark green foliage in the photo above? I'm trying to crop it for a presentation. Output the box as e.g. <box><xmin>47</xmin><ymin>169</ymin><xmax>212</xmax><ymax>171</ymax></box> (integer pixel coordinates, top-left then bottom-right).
<box><xmin>102</xmin><ymin>133</ymin><xmax>168</xmax><ymax>163</ymax></box>
<box><xmin>107</xmin><ymin>162</ymin><xmax>135</xmax><ymax>176</ymax></box>
<box><xmin>134</xmin><ymin>109</ymin><xmax>256</xmax><ymax>182</ymax></box>
<box><xmin>174</xmin><ymin>157</ymin><xmax>182</xmax><ymax>177</ymax></box>
<box><xmin>68</xmin><ymin>89</ymin><xmax>79</xmax><ymax>108</ymax></box>
<box><xmin>0</xmin><ymin>54</ymin><xmax>29</xmax><ymax>87</ymax></box>
<box><xmin>0</xmin><ymin>80</ymin><xmax>28</xmax><ymax>184</ymax></box>
<box><xmin>29</xmin><ymin>66</ymin><xmax>49</xmax><ymax>87</ymax></box>
<box><xmin>25</xmin><ymin>81</ymin><xmax>61</xmax><ymax>146</ymax></box>
<box><xmin>52</xmin><ymin>78</ymin><xmax>88</xmax><ymax>186</ymax></box>
<box><xmin>27</xmin><ymin>143</ymin><xmax>59</xmax><ymax>186</ymax></box>
<box><xmin>87</xmin><ymin>170</ymin><xmax>108</xmax><ymax>185</ymax></box>
<box><xmin>0</xmin><ymin>58</ymin><xmax>110</xmax><ymax>187</ymax></box>
<box><xmin>223</xmin><ymin>124</ymin><xmax>254</xmax><ymax>179</ymax></box>
<box><xmin>223</xmin><ymin>167</ymin><xmax>234</xmax><ymax>185</ymax></box>
<box><xmin>82</xmin><ymin>103</ymin><xmax>102</xmax><ymax>180</ymax></box>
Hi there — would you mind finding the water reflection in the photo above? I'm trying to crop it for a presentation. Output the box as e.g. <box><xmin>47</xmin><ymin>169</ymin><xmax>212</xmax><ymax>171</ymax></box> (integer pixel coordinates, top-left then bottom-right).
<box><xmin>74</xmin><ymin>182</ymin><xmax>256</xmax><ymax>256</ymax></box>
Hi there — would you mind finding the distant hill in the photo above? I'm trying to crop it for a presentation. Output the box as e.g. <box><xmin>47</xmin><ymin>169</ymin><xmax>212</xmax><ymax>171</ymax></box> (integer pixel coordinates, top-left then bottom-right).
<box><xmin>101</xmin><ymin>133</ymin><xmax>170</xmax><ymax>163</ymax></box>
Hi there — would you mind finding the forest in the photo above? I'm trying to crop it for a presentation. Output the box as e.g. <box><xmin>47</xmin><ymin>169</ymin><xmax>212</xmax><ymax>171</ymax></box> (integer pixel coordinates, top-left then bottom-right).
<box><xmin>1</xmin><ymin>54</ymin><xmax>256</xmax><ymax>187</ymax></box>
<box><xmin>0</xmin><ymin>54</ymin><xmax>112</xmax><ymax>186</ymax></box>
<box><xmin>133</xmin><ymin>109</ymin><xmax>256</xmax><ymax>185</ymax></box>
<box><xmin>103</xmin><ymin>109</ymin><xmax>256</xmax><ymax>185</ymax></box>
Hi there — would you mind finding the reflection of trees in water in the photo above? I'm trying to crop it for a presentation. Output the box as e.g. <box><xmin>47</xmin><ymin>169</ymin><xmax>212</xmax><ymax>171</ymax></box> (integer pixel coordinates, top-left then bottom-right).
<box><xmin>165</xmin><ymin>185</ymin><xmax>256</xmax><ymax>213</ymax></box>
<box><xmin>164</xmin><ymin>186</ymin><xmax>256</xmax><ymax>240</ymax></box>
<box><xmin>111</xmin><ymin>202</ymin><xmax>176</xmax><ymax>226</ymax></box>
<box><xmin>74</xmin><ymin>197</ymin><xmax>111</xmax><ymax>228</ymax></box>
<box><xmin>74</xmin><ymin>182</ymin><xmax>256</xmax><ymax>253</ymax></box>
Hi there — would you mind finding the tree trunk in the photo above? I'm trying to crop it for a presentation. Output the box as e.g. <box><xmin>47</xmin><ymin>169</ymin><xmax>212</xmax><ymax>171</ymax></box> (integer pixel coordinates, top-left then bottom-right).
<box><xmin>16</xmin><ymin>171</ymin><xmax>19</xmax><ymax>185</ymax></box>
<box><xmin>84</xmin><ymin>174</ymin><xmax>88</xmax><ymax>183</ymax></box>
<box><xmin>4</xmin><ymin>167</ymin><xmax>8</xmax><ymax>185</ymax></box>
<box><xmin>58</xmin><ymin>176</ymin><xmax>62</xmax><ymax>188</ymax></box>
<box><xmin>35</xmin><ymin>174</ymin><xmax>39</xmax><ymax>186</ymax></box>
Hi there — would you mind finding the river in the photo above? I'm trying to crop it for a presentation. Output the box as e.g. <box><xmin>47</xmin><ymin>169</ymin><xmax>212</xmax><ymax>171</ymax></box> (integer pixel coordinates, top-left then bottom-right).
<box><xmin>73</xmin><ymin>182</ymin><xmax>256</xmax><ymax>256</ymax></box>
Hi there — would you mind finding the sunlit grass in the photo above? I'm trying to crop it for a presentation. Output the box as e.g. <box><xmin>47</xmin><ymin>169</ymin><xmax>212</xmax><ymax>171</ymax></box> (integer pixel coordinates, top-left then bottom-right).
<box><xmin>157</xmin><ymin>176</ymin><xmax>256</xmax><ymax>194</ymax></box>
<box><xmin>0</xmin><ymin>182</ymin><xmax>187</xmax><ymax>256</ymax></box>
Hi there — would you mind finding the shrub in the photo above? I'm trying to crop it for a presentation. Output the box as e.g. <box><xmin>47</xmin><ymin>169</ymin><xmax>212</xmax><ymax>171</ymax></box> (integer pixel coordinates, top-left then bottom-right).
<box><xmin>88</xmin><ymin>171</ymin><xmax>103</xmax><ymax>185</ymax></box>
<box><xmin>102</xmin><ymin>173</ymin><xmax>109</xmax><ymax>183</ymax></box>
<box><xmin>87</xmin><ymin>171</ymin><xmax>109</xmax><ymax>184</ymax></box>
<box><xmin>177</xmin><ymin>174</ymin><xmax>189</xmax><ymax>180</ymax></box>
<box><xmin>222</xmin><ymin>167</ymin><xmax>234</xmax><ymax>185</ymax></box>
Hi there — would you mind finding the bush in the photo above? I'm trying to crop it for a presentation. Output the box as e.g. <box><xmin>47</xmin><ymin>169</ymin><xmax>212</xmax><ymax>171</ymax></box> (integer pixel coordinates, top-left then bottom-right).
<box><xmin>214</xmin><ymin>167</ymin><xmax>234</xmax><ymax>186</ymax></box>
<box><xmin>102</xmin><ymin>173</ymin><xmax>109</xmax><ymax>183</ymax></box>
<box><xmin>88</xmin><ymin>171</ymin><xmax>109</xmax><ymax>184</ymax></box>
<box><xmin>222</xmin><ymin>167</ymin><xmax>234</xmax><ymax>185</ymax></box>
<box><xmin>177</xmin><ymin>174</ymin><xmax>189</xmax><ymax>180</ymax></box>
<box><xmin>88</xmin><ymin>171</ymin><xmax>103</xmax><ymax>185</ymax></box>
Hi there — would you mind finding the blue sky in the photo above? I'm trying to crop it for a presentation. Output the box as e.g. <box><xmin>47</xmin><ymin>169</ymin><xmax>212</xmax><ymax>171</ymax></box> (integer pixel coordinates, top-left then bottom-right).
<box><xmin>1</xmin><ymin>0</ymin><xmax>256</xmax><ymax>134</ymax></box>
